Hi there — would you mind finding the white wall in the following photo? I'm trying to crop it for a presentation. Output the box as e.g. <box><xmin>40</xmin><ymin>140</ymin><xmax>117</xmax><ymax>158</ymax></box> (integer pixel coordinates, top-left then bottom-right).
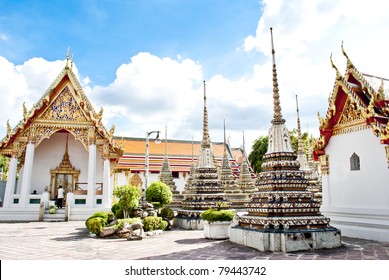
<box><xmin>325</xmin><ymin>129</ymin><xmax>389</xmax><ymax>210</ymax></box>
<box><xmin>322</xmin><ymin>128</ymin><xmax>389</xmax><ymax>241</ymax></box>
<box><xmin>30</xmin><ymin>132</ymin><xmax>103</xmax><ymax>194</ymax></box>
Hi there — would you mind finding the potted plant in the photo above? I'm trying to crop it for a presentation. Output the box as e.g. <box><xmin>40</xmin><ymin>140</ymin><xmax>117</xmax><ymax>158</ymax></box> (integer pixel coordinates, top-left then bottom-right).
<box><xmin>201</xmin><ymin>202</ymin><xmax>235</xmax><ymax>240</ymax></box>
<box><xmin>49</xmin><ymin>204</ymin><xmax>57</xmax><ymax>214</ymax></box>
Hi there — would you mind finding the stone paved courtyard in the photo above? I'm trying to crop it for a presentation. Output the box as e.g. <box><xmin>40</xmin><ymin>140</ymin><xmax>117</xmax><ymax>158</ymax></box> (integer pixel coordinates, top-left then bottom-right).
<box><xmin>0</xmin><ymin>221</ymin><xmax>388</xmax><ymax>260</ymax></box>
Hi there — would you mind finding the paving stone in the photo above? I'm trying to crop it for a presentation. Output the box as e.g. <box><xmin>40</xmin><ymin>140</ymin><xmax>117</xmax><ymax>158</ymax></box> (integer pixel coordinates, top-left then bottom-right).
<box><xmin>0</xmin><ymin>221</ymin><xmax>388</xmax><ymax>260</ymax></box>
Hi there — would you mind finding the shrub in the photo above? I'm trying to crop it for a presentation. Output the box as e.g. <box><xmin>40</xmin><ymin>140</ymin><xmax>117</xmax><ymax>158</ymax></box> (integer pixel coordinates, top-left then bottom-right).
<box><xmin>113</xmin><ymin>185</ymin><xmax>140</xmax><ymax>218</ymax></box>
<box><xmin>107</xmin><ymin>212</ymin><xmax>115</xmax><ymax>224</ymax></box>
<box><xmin>143</xmin><ymin>216</ymin><xmax>163</xmax><ymax>232</ymax></box>
<box><xmin>160</xmin><ymin>207</ymin><xmax>174</xmax><ymax>220</ymax></box>
<box><xmin>146</xmin><ymin>181</ymin><xmax>172</xmax><ymax>209</ymax></box>
<box><xmin>114</xmin><ymin>218</ymin><xmax>142</xmax><ymax>230</ymax></box>
<box><xmin>160</xmin><ymin>220</ymin><xmax>168</xmax><ymax>231</ymax></box>
<box><xmin>111</xmin><ymin>203</ymin><xmax>120</xmax><ymax>214</ymax></box>
<box><xmin>114</xmin><ymin>208</ymin><xmax>124</xmax><ymax>219</ymax></box>
<box><xmin>201</xmin><ymin>209</ymin><xmax>234</xmax><ymax>223</ymax></box>
<box><xmin>87</xmin><ymin>211</ymin><xmax>109</xmax><ymax>226</ymax></box>
<box><xmin>85</xmin><ymin>217</ymin><xmax>105</xmax><ymax>234</ymax></box>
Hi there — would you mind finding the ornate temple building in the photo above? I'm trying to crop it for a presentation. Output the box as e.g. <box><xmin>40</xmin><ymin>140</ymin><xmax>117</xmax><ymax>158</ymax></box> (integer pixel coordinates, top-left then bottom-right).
<box><xmin>313</xmin><ymin>43</ymin><xmax>389</xmax><ymax>242</ymax></box>
<box><xmin>175</xmin><ymin>82</ymin><xmax>230</xmax><ymax>229</ymax></box>
<box><xmin>230</xmin><ymin>28</ymin><xmax>341</xmax><ymax>252</ymax></box>
<box><xmin>0</xmin><ymin>54</ymin><xmax>123</xmax><ymax>221</ymax></box>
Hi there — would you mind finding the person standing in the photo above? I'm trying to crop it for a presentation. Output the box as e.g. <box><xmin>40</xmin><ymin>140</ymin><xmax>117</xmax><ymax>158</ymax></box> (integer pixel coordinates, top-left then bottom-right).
<box><xmin>57</xmin><ymin>185</ymin><xmax>65</xmax><ymax>209</ymax></box>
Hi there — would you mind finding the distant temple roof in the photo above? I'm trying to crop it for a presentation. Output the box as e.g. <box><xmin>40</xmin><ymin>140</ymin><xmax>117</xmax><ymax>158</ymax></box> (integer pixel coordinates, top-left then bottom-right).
<box><xmin>114</xmin><ymin>136</ymin><xmax>251</xmax><ymax>177</ymax></box>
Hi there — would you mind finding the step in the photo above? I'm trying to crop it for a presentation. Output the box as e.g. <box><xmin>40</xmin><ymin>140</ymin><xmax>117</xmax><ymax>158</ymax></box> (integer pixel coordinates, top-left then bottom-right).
<box><xmin>43</xmin><ymin>212</ymin><xmax>66</xmax><ymax>222</ymax></box>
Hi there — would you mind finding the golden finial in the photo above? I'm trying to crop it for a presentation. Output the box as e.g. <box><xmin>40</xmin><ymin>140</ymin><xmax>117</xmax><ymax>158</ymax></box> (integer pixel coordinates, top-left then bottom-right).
<box><xmin>367</xmin><ymin>92</ymin><xmax>375</xmax><ymax>117</ymax></box>
<box><xmin>118</xmin><ymin>136</ymin><xmax>125</xmax><ymax>149</ymax></box>
<box><xmin>109</xmin><ymin>124</ymin><xmax>115</xmax><ymax>137</ymax></box>
<box><xmin>330</xmin><ymin>53</ymin><xmax>342</xmax><ymax>80</ymax></box>
<box><xmin>378</xmin><ymin>79</ymin><xmax>385</xmax><ymax>100</ymax></box>
<box><xmin>97</xmin><ymin>107</ymin><xmax>103</xmax><ymax>120</ymax></box>
<box><xmin>341</xmin><ymin>41</ymin><xmax>353</xmax><ymax>69</ymax></box>
<box><xmin>317</xmin><ymin>112</ymin><xmax>325</xmax><ymax>128</ymax></box>
<box><xmin>23</xmin><ymin>102</ymin><xmax>28</xmax><ymax>118</ymax></box>
<box><xmin>6</xmin><ymin>120</ymin><xmax>11</xmax><ymax>135</ymax></box>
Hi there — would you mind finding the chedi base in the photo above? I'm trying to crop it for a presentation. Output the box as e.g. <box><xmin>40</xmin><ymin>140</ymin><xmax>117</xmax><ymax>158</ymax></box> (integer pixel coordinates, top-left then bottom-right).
<box><xmin>229</xmin><ymin>226</ymin><xmax>341</xmax><ymax>253</ymax></box>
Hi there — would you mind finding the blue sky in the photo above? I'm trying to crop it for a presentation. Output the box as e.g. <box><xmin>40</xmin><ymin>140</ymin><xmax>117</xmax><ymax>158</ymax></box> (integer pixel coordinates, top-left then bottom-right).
<box><xmin>1</xmin><ymin>0</ymin><xmax>388</xmax><ymax>151</ymax></box>
<box><xmin>0</xmin><ymin>0</ymin><xmax>263</xmax><ymax>84</ymax></box>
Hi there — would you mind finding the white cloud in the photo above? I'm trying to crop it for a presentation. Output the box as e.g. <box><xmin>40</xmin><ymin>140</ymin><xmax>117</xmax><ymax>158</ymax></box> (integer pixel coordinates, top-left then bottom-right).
<box><xmin>0</xmin><ymin>34</ymin><xmax>8</xmax><ymax>42</ymax></box>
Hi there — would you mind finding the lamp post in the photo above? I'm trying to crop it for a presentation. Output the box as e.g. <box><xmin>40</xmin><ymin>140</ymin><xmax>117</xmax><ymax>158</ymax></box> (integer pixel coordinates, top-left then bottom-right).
<box><xmin>144</xmin><ymin>130</ymin><xmax>161</xmax><ymax>204</ymax></box>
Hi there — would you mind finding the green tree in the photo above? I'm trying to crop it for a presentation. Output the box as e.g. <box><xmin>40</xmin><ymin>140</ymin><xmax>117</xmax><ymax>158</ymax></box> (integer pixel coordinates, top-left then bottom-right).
<box><xmin>289</xmin><ymin>129</ymin><xmax>309</xmax><ymax>155</ymax></box>
<box><xmin>0</xmin><ymin>155</ymin><xmax>9</xmax><ymax>181</ymax></box>
<box><xmin>248</xmin><ymin>136</ymin><xmax>268</xmax><ymax>174</ymax></box>
<box><xmin>113</xmin><ymin>185</ymin><xmax>140</xmax><ymax>218</ymax></box>
<box><xmin>248</xmin><ymin>130</ymin><xmax>310</xmax><ymax>175</ymax></box>
<box><xmin>146</xmin><ymin>181</ymin><xmax>172</xmax><ymax>210</ymax></box>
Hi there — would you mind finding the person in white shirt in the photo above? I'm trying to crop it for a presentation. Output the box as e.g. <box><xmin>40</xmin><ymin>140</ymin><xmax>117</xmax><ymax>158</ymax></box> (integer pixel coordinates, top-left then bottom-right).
<box><xmin>57</xmin><ymin>185</ymin><xmax>65</xmax><ymax>209</ymax></box>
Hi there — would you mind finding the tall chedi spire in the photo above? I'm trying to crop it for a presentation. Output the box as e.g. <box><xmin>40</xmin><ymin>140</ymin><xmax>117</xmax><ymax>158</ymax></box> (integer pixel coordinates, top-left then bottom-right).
<box><xmin>198</xmin><ymin>81</ymin><xmax>213</xmax><ymax>168</ymax></box>
<box><xmin>238</xmin><ymin>131</ymin><xmax>256</xmax><ymax>194</ymax></box>
<box><xmin>230</xmin><ymin>28</ymin><xmax>341</xmax><ymax>252</ymax></box>
<box><xmin>177</xmin><ymin>81</ymin><xmax>229</xmax><ymax>229</ymax></box>
<box><xmin>295</xmin><ymin>94</ymin><xmax>309</xmax><ymax>170</ymax></box>
<box><xmin>158</xmin><ymin>126</ymin><xmax>178</xmax><ymax>194</ymax></box>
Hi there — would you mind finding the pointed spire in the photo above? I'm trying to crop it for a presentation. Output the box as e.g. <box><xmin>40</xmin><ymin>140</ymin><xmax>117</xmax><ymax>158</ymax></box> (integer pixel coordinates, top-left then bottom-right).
<box><xmin>202</xmin><ymin>80</ymin><xmax>210</xmax><ymax>148</ymax></box>
<box><xmin>164</xmin><ymin>125</ymin><xmax>168</xmax><ymax>156</ymax></box>
<box><xmin>295</xmin><ymin>95</ymin><xmax>303</xmax><ymax>154</ymax></box>
<box><xmin>242</xmin><ymin>130</ymin><xmax>246</xmax><ymax>159</ymax></box>
<box><xmin>270</xmin><ymin>27</ymin><xmax>285</xmax><ymax>125</ymax></box>
<box><xmin>223</xmin><ymin>119</ymin><xmax>227</xmax><ymax>155</ymax></box>
<box><xmin>191</xmin><ymin>136</ymin><xmax>194</xmax><ymax>164</ymax></box>
<box><xmin>65</xmin><ymin>47</ymin><xmax>70</xmax><ymax>69</ymax></box>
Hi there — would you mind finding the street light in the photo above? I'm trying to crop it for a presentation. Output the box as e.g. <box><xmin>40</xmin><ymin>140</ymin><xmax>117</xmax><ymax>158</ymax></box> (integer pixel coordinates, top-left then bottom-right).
<box><xmin>144</xmin><ymin>130</ymin><xmax>161</xmax><ymax>204</ymax></box>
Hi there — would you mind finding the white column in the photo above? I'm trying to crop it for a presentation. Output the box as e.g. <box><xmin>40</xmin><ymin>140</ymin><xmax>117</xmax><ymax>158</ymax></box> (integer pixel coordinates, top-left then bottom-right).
<box><xmin>87</xmin><ymin>143</ymin><xmax>96</xmax><ymax>207</ymax></box>
<box><xmin>3</xmin><ymin>156</ymin><xmax>18</xmax><ymax>208</ymax></box>
<box><xmin>19</xmin><ymin>142</ymin><xmax>35</xmax><ymax>206</ymax></box>
<box><xmin>102</xmin><ymin>158</ymin><xmax>111</xmax><ymax>207</ymax></box>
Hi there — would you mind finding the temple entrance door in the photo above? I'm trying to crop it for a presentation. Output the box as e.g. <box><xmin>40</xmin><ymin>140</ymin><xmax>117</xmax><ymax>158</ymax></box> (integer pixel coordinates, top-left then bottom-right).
<box><xmin>53</xmin><ymin>173</ymin><xmax>74</xmax><ymax>204</ymax></box>
<box><xmin>50</xmin><ymin>134</ymin><xmax>80</xmax><ymax>202</ymax></box>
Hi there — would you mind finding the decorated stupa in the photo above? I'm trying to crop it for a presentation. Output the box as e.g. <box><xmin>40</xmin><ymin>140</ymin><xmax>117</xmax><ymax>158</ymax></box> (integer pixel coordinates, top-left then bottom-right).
<box><xmin>158</xmin><ymin>127</ymin><xmax>178</xmax><ymax>194</ymax></box>
<box><xmin>230</xmin><ymin>28</ymin><xmax>341</xmax><ymax>252</ymax></box>
<box><xmin>221</xmin><ymin>121</ymin><xmax>249</xmax><ymax>210</ymax></box>
<box><xmin>237</xmin><ymin>132</ymin><xmax>257</xmax><ymax>195</ymax></box>
<box><xmin>175</xmin><ymin>81</ymin><xmax>230</xmax><ymax>229</ymax></box>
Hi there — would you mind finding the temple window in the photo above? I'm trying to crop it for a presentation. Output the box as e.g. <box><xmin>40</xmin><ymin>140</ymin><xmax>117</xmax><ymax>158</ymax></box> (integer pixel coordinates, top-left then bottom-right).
<box><xmin>350</xmin><ymin>153</ymin><xmax>360</xmax><ymax>171</ymax></box>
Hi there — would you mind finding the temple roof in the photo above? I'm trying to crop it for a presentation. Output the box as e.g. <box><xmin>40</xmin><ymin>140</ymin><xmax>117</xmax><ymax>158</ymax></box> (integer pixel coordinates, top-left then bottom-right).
<box><xmin>114</xmin><ymin>137</ymin><xmax>246</xmax><ymax>176</ymax></box>
<box><xmin>314</xmin><ymin>43</ymin><xmax>389</xmax><ymax>159</ymax></box>
<box><xmin>0</xmin><ymin>55</ymin><xmax>123</xmax><ymax>160</ymax></box>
